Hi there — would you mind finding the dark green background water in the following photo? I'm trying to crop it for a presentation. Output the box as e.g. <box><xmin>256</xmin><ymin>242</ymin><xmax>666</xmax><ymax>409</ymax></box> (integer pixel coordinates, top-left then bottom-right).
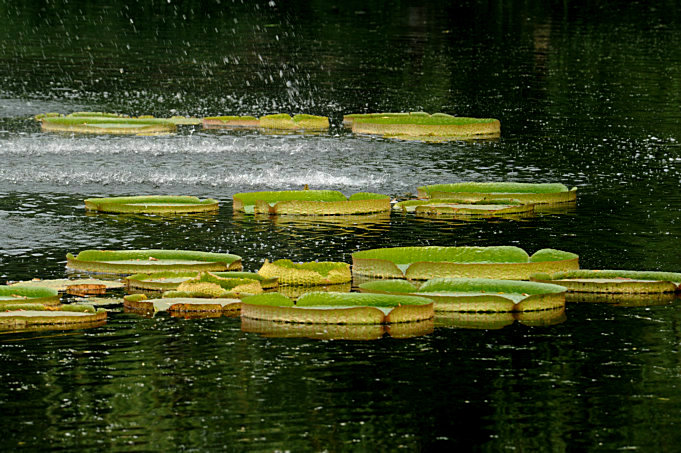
<box><xmin>2</xmin><ymin>0</ymin><xmax>681</xmax><ymax>451</ymax></box>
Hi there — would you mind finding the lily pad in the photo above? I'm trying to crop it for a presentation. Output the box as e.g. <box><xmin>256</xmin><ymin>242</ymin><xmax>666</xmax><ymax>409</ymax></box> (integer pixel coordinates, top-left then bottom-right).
<box><xmin>126</xmin><ymin>271</ymin><xmax>277</xmax><ymax>292</ymax></box>
<box><xmin>202</xmin><ymin>115</ymin><xmax>260</xmax><ymax>129</ymax></box>
<box><xmin>84</xmin><ymin>195</ymin><xmax>219</xmax><ymax>214</ymax></box>
<box><xmin>359</xmin><ymin>278</ymin><xmax>566</xmax><ymax>312</ymax></box>
<box><xmin>0</xmin><ymin>285</ymin><xmax>60</xmax><ymax>307</ymax></box>
<box><xmin>241</xmin><ymin>292</ymin><xmax>434</xmax><ymax>324</ymax></box>
<box><xmin>259</xmin><ymin>114</ymin><xmax>329</xmax><ymax>131</ymax></box>
<box><xmin>276</xmin><ymin>283</ymin><xmax>351</xmax><ymax>301</ymax></box>
<box><xmin>394</xmin><ymin>199</ymin><xmax>535</xmax><ymax>218</ymax></box>
<box><xmin>258</xmin><ymin>259</ymin><xmax>351</xmax><ymax>286</ymax></box>
<box><xmin>530</xmin><ymin>269</ymin><xmax>681</xmax><ymax>293</ymax></box>
<box><xmin>123</xmin><ymin>293</ymin><xmax>241</xmax><ymax>313</ymax></box>
<box><xmin>162</xmin><ymin>271</ymin><xmax>263</xmax><ymax>298</ymax></box>
<box><xmin>40</xmin><ymin>115</ymin><xmax>177</xmax><ymax>135</ymax></box>
<box><xmin>66</xmin><ymin>249</ymin><xmax>242</xmax><ymax>274</ymax></box>
<box><xmin>352</xmin><ymin>246</ymin><xmax>579</xmax><ymax>280</ymax></box>
<box><xmin>417</xmin><ymin>182</ymin><xmax>577</xmax><ymax>205</ymax></box>
<box><xmin>0</xmin><ymin>305</ymin><xmax>107</xmax><ymax>330</ymax></box>
<box><xmin>8</xmin><ymin>278</ymin><xmax>124</xmax><ymax>292</ymax></box>
<box><xmin>344</xmin><ymin>112</ymin><xmax>500</xmax><ymax>140</ymax></box>
<box><xmin>233</xmin><ymin>190</ymin><xmax>390</xmax><ymax>215</ymax></box>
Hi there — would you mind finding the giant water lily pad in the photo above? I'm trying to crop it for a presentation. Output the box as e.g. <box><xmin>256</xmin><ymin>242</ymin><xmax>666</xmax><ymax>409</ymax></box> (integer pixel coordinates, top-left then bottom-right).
<box><xmin>202</xmin><ymin>115</ymin><xmax>260</xmax><ymax>129</ymax></box>
<box><xmin>417</xmin><ymin>182</ymin><xmax>577</xmax><ymax>205</ymax></box>
<box><xmin>84</xmin><ymin>195</ymin><xmax>219</xmax><ymax>214</ymax></box>
<box><xmin>40</xmin><ymin>114</ymin><xmax>178</xmax><ymax>135</ymax></box>
<box><xmin>124</xmin><ymin>294</ymin><xmax>240</xmax><ymax>314</ymax></box>
<box><xmin>530</xmin><ymin>269</ymin><xmax>681</xmax><ymax>293</ymax></box>
<box><xmin>258</xmin><ymin>259</ymin><xmax>351</xmax><ymax>286</ymax></box>
<box><xmin>202</xmin><ymin>113</ymin><xmax>328</xmax><ymax>132</ymax></box>
<box><xmin>0</xmin><ymin>304</ymin><xmax>106</xmax><ymax>331</ymax></box>
<box><xmin>394</xmin><ymin>199</ymin><xmax>535</xmax><ymax>218</ymax></box>
<box><xmin>276</xmin><ymin>283</ymin><xmax>351</xmax><ymax>301</ymax></box>
<box><xmin>344</xmin><ymin>112</ymin><xmax>500</xmax><ymax>140</ymax></box>
<box><xmin>359</xmin><ymin>278</ymin><xmax>566</xmax><ymax>312</ymax></box>
<box><xmin>241</xmin><ymin>292</ymin><xmax>434</xmax><ymax>324</ymax></box>
<box><xmin>161</xmin><ymin>271</ymin><xmax>263</xmax><ymax>298</ymax></box>
<box><xmin>66</xmin><ymin>249</ymin><xmax>242</xmax><ymax>274</ymax></box>
<box><xmin>233</xmin><ymin>190</ymin><xmax>390</xmax><ymax>215</ymax></box>
<box><xmin>125</xmin><ymin>271</ymin><xmax>277</xmax><ymax>292</ymax></box>
<box><xmin>352</xmin><ymin>246</ymin><xmax>579</xmax><ymax>280</ymax></box>
<box><xmin>0</xmin><ymin>285</ymin><xmax>60</xmax><ymax>307</ymax></box>
<box><xmin>259</xmin><ymin>114</ymin><xmax>329</xmax><ymax>131</ymax></box>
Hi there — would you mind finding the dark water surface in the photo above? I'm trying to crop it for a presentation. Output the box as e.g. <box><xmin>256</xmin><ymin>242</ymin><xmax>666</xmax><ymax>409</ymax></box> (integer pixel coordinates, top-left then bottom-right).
<box><xmin>2</xmin><ymin>0</ymin><xmax>681</xmax><ymax>451</ymax></box>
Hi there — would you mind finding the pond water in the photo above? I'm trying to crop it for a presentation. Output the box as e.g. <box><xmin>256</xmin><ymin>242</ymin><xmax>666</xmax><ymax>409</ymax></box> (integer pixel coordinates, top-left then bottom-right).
<box><xmin>2</xmin><ymin>0</ymin><xmax>681</xmax><ymax>450</ymax></box>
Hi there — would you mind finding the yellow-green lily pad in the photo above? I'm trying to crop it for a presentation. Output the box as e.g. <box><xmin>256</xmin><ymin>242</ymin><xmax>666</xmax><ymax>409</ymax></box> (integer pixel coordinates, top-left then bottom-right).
<box><xmin>352</xmin><ymin>246</ymin><xmax>579</xmax><ymax>280</ymax></box>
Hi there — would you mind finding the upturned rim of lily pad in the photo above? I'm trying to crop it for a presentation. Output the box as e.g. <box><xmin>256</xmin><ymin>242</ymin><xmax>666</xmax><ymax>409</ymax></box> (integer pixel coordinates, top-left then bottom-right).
<box><xmin>434</xmin><ymin>306</ymin><xmax>567</xmax><ymax>329</ymax></box>
<box><xmin>0</xmin><ymin>304</ymin><xmax>107</xmax><ymax>330</ymax></box>
<box><xmin>417</xmin><ymin>182</ymin><xmax>577</xmax><ymax>204</ymax></box>
<box><xmin>530</xmin><ymin>269</ymin><xmax>681</xmax><ymax>293</ymax></box>
<box><xmin>123</xmin><ymin>293</ymin><xmax>241</xmax><ymax>313</ymax></box>
<box><xmin>233</xmin><ymin>190</ymin><xmax>390</xmax><ymax>215</ymax></box>
<box><xmin>358</xmin><ymin>278</ymin><xmax>566</xmax><ymax>312</ymax></box>
<box><xmin>0</xmin><ymin>285</ymin><xmax>61</xmax><ymax>306</ymax></box>
<box><xmin>84</xmin><ymin>195</ymin><xmax>219</xmax><ymax>214</ymax></box>
<box><xmin>344</xmin><ymin>112</ymin><xmax>500</xmax><ymax>139</ymax></box>
<box><xmin>352</xmin><ymin>246</ymin><xmax>579</xmax><ymax>280</ymax></box>
<box><xmin>241</xmin><ymin>292</ymin><xmax>434</xmax><ymax>324</ymax></box>
<box><xmin>258</xmin><ymin>259</ymin><xmax>352</xmax><ymax>286</ymax></box>
<box><xmin>66</xmin><ymin>249</ymin><xmax>243</xmax><ymax>275</ymax></box>
<box><xmin>394</xmin><ymin>199</ymin><xmax>536</xmax><ymax>217</ymax></box>
<box><xmin>40</xmin><ymin>115</ymin><xmax>178</xmax><ymax>135</ymax></box>
<box><xmin>125</xmin><ymin>271</ymin><xmax>277</xmax><ymax>291</ymax></box>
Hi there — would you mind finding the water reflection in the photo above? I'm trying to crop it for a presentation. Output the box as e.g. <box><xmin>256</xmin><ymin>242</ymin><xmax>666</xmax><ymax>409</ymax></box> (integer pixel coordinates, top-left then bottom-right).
<box><xmin>566</xmin><ymin>292</ymin><xmax>678</xmax><ymax>307</ymax></box>
<box><xmin>241</xmin><ymin>317</ymin><xmax>434</xmax><ymax>340</ymax></box>
<box><xmin>435</xmin><ymin>308</ymin><xmax>566</xmax><ymax>330</ymax></box>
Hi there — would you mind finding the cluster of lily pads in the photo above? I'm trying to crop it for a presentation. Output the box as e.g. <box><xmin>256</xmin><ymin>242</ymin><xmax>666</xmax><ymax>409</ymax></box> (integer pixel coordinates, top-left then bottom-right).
<box><xmin>4</xmin><ymin>113</ymin><xmax>677</xmax><ymax>337</ymax></box>
<box><xmin>36</xmin><ymin>111</ymin><xmax>500</xmax><ymax>141</ymax></box>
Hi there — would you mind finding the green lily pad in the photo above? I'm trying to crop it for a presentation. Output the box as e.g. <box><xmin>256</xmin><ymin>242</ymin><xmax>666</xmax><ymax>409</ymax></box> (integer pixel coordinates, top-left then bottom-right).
<box><xmin>359</xmin><ymin>278</ymin><xmax>566</xmax><ymax>312</ymax></box>
<box><xmin>352</xmin><ymin>246</ymin><xmax>579</xmax><ymax>280</ymax></box>
<box><xmin>258</xmin><ymin>259</ymin><xmax>351</xmax><ymax>286</ymax></box>
<box><xmin>259</xmin><ymin>113</ymin><xmax>329</xmax><ymax>131</ymax></box>
<box><xmin>394</xmin><ymin>199</ymin><xmax>536</xmax><ymax>218</ymax></box>
<box><xmin>123</xmin><ymin>293</ymin><xmax>241</xmax><ymax>313</ymax></box>
<box><xmin>161</xmin><ymin>271</ymin><xmax>263</xmax><ymax>298</ymax></box>
<box><xmin>125</xmin><ymin>271</ymin><xmax>277</xmax><ymax>292</ymax></box>
<box><xmin>0</xmin><ymin>305</ymin><xmax>107</xmax><ymax>331</ymax></box>
<box><xmin>233</xmin><ymin>190</ymin><xmax>390</xmax><ymax>215</ymax></box>
<box><xmin>343</xmin><ymin>112</ymin><xmax>500</xmax><ymax>140</ymax></box>
<box><xmin>0</xmin><ymin>285</ymin><xmax>60</xmax><ymax>307</ymax></box>
<box><xmin>276</xmin><ymin>283</ymin><xmax>351</xmax><ymax>301</ymax></box>
<box><xmin>40</xmin><ymin>114</ymin><xmax>178</xmax><ymax>135</ymax></box>
<box><xmin>84</xmin><ymin>195</ymin><xmax>219</xmax><ymax>214</ymax></box>
<box><xmin>241</xmin><ymin>292</ymin><xmax>434</xmax><ymax>324</ymax></box>
<box><xmin>530</xmin><ymin>269</ymin><xmax>681</xmax><ymax>293</ymax></box>
<box><xmin>417</xmin><ymin>182</ymin><xmax>577</xmax><ymax>205</ymax></box>
<box><xmin>202</xmin><ymin>115</ymin><xmax>260</xmax><ymax>129</ymax></box>
<box><xmin>66</xmin><ymin>249</ymin><xmax>243</xmax><ymax>275</ymax></box>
